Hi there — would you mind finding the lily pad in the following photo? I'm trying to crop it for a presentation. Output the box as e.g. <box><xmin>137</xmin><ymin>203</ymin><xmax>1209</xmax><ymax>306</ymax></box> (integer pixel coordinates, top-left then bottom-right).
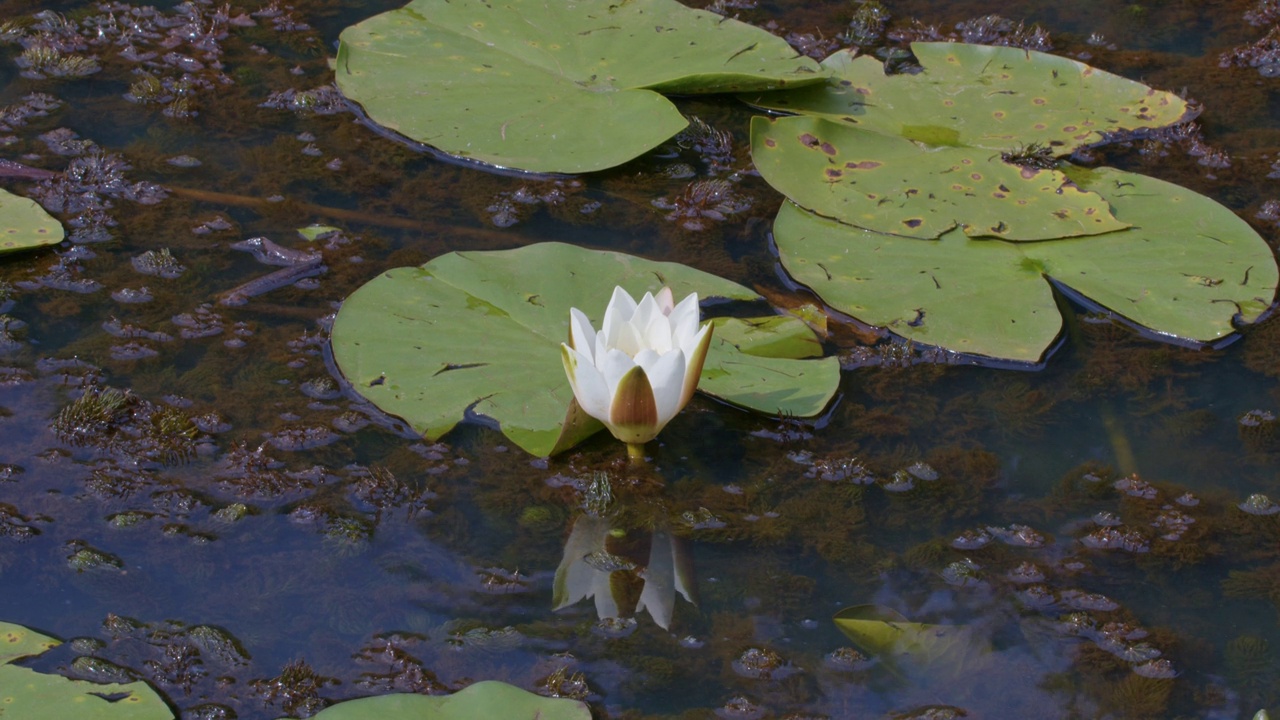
<box><xmin>833</xmin><ymin>605</ymin><xmax>990</xmax><ymax>682</ymax></box>
<box><xmin>334</xmin><ymin>0</ymin><xmax>823</xmax><ymax>173</ymax></box>
<box><xmin>304</xmin><ymin>680</ymin><xmax>590</xmax><ymax>719</ymax></box>
<box><xmin>751</xmin><ymin>115</ymin><xmax>1127</xmax><ymax>241</ymax></box>
<box><xmin>0</xmin><ymin>621</ymin><xmax>173</xmax><ymax>720</ymax></box>
<box><xmin>774</xmin><ymin>166</ymin><xmax>1279</xmax><ymax>362</ymax></box>
<box><xmin>744</xmin><ymin>43</ymin><xmax>1193</xmax><ymax>155</ymax></box>
<box><xmin>331</xmin><ymin>243</ymin><xmax>840</xmax><ymax>456</ymax></box>
<box><xmin>0</xmin><ymin>188</ymin><xmax>64</xmax><ymax>253</ymax></box>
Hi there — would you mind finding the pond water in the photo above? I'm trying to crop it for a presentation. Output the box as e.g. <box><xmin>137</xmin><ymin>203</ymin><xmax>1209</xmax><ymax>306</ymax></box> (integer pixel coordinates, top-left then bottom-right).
<box><xmin>0</xmin><ymin>0</ymin><xmax>1279</xmax><ymax>717</ymax></box>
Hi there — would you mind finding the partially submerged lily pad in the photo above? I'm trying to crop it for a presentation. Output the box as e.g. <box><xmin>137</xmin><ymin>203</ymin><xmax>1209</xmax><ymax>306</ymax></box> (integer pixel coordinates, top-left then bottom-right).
<box><xmin>331</xmin><ymin>243</ymin><xmax>840</xmax><ymax>456</ymax></box>
<box><xmin>774</xmin><ymin>166</ymin><xmax>1279</xmax><ymax>362</ymax></box>
<box><xmin>833</xmin><ymin>605</ymin><xmax>990</xmax><ymax>682</ymax></box>
<box><xmin>334</xmin><ymin>0</ymin><xmax>823</xmax><ymax>173</ymax></box>
<box><xmin>305</xmin><ymin>680</ymin><xmax>590</xmax><ymax>719</ymax></box>
<box><xmin>744</xmin><ymin>43</ymin><xmax>1193</xmax><ymax>155</ymax></box>
<box><xmin>0</xmin><ymin>188</ymin><xmax>64</xmax><ymax>253</ymax></box>
<box><xmin>0</xmin><ymin>621</ymin><xmax>173</xmax><ymax>720</ymax></box>
<box><xmin>751</xmin><ymin>115</ymin><xmax>1127</xmax><ymax>241</ymax></box>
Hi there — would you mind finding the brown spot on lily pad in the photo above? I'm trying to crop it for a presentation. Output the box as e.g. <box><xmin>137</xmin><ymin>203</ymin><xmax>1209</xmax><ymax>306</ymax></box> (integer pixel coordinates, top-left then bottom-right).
<box><xmin>1020</xmin><ymin>168</ymin><xmax>1039</xmax><ymax>179</ymax></box>
<box><xmin>993</xmin><ymin>111</ymin><xmax>1006</xmax><ymax>119</ymax></box>
<box><xmin>1062</xmin><ymin>125</ymin><xmax>1078</xmax><ymax>132</ymax></box>
<box><xmin>970</xmin><ymin>173</ymin><xmax>982</xmax><ymax>181</ymax></box>
<box><xmin>820</xmin><ymin>142</ymin><xmax>837</xmax><ymax>156</ymax></box>
<box><xmin>825</xmin><ymin>168</ymin><xmax>842</xmax><ymax>179</ymax></box>
<box><xmin>764</xmin><ymin>137</ymin><xmax>776</xmax><ymax>148</ymax></box>
<box><xmin>1033</xmin><ymin>98</ymin><xmax>1047</xmax><ymax>105</ymax></box>
<box><xmin>993</xmin><ymin>192</ymin><xmax>1007</xmax><ymax>199</ymax></box>
<box><xmin>799</xmin><ymin>133</ymin><xmax>820</xmax><ymax>148</ymax></box>
<box><xmin>904</xmin><ymin>218</ymin><xmax>924</xmax><ymax>228</ymax></box>
<box><xmin>845</xmin><ymin>160</ymin><xmax>882</xmax><ymax>170</ymax></box>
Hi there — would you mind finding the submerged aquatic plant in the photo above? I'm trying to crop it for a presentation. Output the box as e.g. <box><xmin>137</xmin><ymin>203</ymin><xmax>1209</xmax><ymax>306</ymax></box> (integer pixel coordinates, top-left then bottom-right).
<box><xmin>561</xmin><ymin>286</ymin><xmax>713</xmax><ymax>461</ymax></box>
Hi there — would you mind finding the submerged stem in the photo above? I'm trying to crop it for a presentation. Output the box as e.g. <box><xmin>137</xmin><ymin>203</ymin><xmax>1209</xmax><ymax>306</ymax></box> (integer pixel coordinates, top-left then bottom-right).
<box><xmin>626</xmin><ymin>442</ymin><xmax>647</xmax><ymax>464</ymax></box>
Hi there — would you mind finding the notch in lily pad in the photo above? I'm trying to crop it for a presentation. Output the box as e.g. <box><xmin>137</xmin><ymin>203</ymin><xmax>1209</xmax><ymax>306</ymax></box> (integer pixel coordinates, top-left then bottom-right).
<box><xmin>772</xmin><ymin>165</ymin><xmax>1279</xmax><ymax>362</ymax></box>
<box><xmin>743</xmin><ymin>42</ymin><xmax>1195</xmax><ymax>156</ymax></box>
<box><xmin>0</xmin><ymin>620</ymin><xmax>174</xmax><ymax>719</ymax></box>
<box><xmin>333</xmin><ymin>0</ymin><xmax>825</xmax><ymax>173</ymax></box>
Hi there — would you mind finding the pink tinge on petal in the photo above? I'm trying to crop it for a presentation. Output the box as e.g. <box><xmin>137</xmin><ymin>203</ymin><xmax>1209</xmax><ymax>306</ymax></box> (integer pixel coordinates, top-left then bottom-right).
<box><xmin>655</xmin><ymin>287</ymin><xmax>675</xmax><ymax>315</ymax></box>
<box><xmin>561</xmin><ymin>344</ymin><xmax>612</xmax><ymax>422</ymax></box>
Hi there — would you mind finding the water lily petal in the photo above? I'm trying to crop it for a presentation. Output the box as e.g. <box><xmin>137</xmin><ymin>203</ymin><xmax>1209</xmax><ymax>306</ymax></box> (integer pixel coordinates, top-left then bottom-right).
<box><xmin>601</xmin><ymin>286</ymin><xmax>638</xmax><ymax>349</ymax></box>
<box><xmin>656</xmin><ymin>286</ymin><xmax>675</xmax><ymax>315</ymax></box>
<box><xmin>568</xmin><ymin>308</ymin><xmax>597</xmax><ymax>359</ymax></box>
<box><xmin>635</xmin><ymin>348</ymin><xmax>686</xmax><ymax>425</ymax></box>
<box><xmin>599</xmin><ymin>347</ymin><xmax>638</xmax><ymax>397</ymax></box>
<box><xmin>630</xmin><ymin>292</ymin><xmax>672</xmax><ymax>353</ymax></box>
<box><xmin>613</xmin><ymin>320</ymin><xmax>647</xmax><ymax>358</ymax></box>
<box><xmin>608</xmin><ymin>364</ymin><xmax>660</xmax><ymax>443</ymax></box>
<box><xmin>680</xmin><ymin>323</ymin><xmax>714</xmax><ymax>407</ymax></box>
<box><xmin>562</xmin><ymin>344</ymin><xmax>613</xmax><ymax>422</ymax></box>
<box><xmin>668</xmin><ymin>292</ymin><xmax>700</xmax><ymax>342</ymax></box>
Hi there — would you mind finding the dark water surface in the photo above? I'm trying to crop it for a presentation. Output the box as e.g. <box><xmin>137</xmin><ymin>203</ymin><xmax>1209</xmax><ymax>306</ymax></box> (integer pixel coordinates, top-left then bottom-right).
<box><xmin>0</xmin><ymin>0</ymin><xmax>1279</xmax><ymax>717</ymax></box>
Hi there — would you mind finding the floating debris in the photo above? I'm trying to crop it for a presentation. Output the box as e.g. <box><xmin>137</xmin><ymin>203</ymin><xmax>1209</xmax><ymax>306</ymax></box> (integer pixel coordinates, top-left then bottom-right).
<box><xmin>882</xmin><ymin>470</ymin><xmax>914</xmax><ymax>492</ymax></box>
<box><xmin>1093</xmin><ymin>511</ymin><xmax>1123</xmax><ymax>527</ymax></box>
<box><xmin>652</xmin><ymin>179</ymin><xmax>751</xmax><ymax>231</ymax></box>
<box><xmin>1061</xmin><ymin>589</ymin><xmax>1120</xmax><ymax>612</ymax></box>
<box><xmin>904</xmin><ymin>462</ymin><xmax>939</xmax><ymax>481</ymax></box>
<box><xmin>987</xmin><ymin>524</ymin><xmax>1046</xmax><ymax>548</ymax></box>
<box><xmin>1081</xmin><ymin>527</ymin><xmax>1150</xmax><ymax>553</ymax></box>
<box><xmin>1007</xmin><ymin>562</ymin><xmax>1045</xmax><ymax>584</ymax></box>
<box><xmin>823</xmin><ymin>646</ymin><xmax>870</xmax><ymax>671</ymax></box>
<box><xmin>1240</xmin><ymin>493</ymin><xmax>1280</xmax><ymax>515</ymax></box>
<box><xmin>1132</xmin><ymin>659</ymin><xmax>1178</xmax><ymax>678</ymax></box>
<box><xmin>1114</xmin><ymin>474</ymin><xmax>1158</xmax><ymax>500</ymax></box>
<box><xmin>732</xmin><ymin>647</ymin><xmax>795</xmax><ymax>680</ymax></box>
<box><xmin>941</xmin><ymin>558</ymin><xmax>983</xmax><ymax>586</ymax></box>
<box><xmin>132</xmin><ymin>248</ymin><xmax>186</xmax><ymax>279</ymax></box>
<box><xmin>951</xmin><ymin>529</ymin><xmax>991</xmax><ymax>550</ymax></box>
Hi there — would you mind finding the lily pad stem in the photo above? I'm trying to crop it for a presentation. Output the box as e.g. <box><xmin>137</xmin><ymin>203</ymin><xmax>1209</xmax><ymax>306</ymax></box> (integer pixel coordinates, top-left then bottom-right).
<box><xmin>626</xmin><ymin>442</ymin><xmax>647</xmax><ymax>464</ymax></box>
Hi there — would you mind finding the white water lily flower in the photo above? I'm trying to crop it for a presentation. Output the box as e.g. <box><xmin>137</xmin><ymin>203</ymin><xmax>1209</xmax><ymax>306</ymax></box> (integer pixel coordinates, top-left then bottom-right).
<box><xmin>561</xmin><ymin>286</ymin><xmax>713</xmax><ymax>450</ymax></box>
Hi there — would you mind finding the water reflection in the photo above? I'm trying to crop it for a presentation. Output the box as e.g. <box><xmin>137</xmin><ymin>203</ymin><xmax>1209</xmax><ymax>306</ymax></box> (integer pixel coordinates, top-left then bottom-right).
<box><xmin>553</xmin><ymin>513</ymin><xmax>696</xmax><ymax>631</ymax></box>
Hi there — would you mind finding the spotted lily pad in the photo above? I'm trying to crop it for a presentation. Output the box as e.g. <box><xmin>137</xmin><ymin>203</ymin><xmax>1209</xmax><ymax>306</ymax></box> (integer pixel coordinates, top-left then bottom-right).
<box><xmin>334</xmin><ymin>0</ymin><xmax>823</xmax><ymax>173</ymax></box>
<box><xmin>0</xmin><ymin>621</ymin><xmax>173</xmax><ymax>720</ymax></box>
<box><xmin>744</xmin><ymin>43</ymin><xmax>1193</xmax><ymax>155</ymax></box>
<box><xmin>304</xmin><ymin>680</ymin><xmax>590</xmax><ymax>719</ymax></box>
<box><xmin>0</xmin><ymin>188</ymin><xmax>64</xmax><ymax>253</ymax></box>
<box><xmin>751</xmin><ymin>115</ymin><xmax>1126</xmax><ymax>241</ymax></box>
<box><xmin>774</xmin><ymin>166</ymin><xmax>1279</xmax><ymax>362</ymax></box>
<box><xmin>331</xmin><ymin>243</ymin><xmax>840</xmax><ymax>456</ymax></box>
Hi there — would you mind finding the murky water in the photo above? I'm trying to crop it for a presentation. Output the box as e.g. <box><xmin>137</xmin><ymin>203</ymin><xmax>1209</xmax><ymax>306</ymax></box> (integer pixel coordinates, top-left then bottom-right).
<box><xmin>0</xmin><ymin>0</ymin><xmax>1279</xmax><ymax>717</ymax></box>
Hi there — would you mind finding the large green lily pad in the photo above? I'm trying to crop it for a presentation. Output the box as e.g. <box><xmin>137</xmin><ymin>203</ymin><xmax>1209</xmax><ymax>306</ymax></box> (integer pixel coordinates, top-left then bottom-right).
<box><xmin>774</xmin><ymin>166</ymin><xmax>1279</xmax><ymax>362</ymax></box>
<box><xmin>752</xmin><ymin>115</ymin><xmax>1127</xmax><ymax>241</ymax></box>
<box><xmin>304</xmin><ymin>681</ymin><xmax>590</xmax><ymax>719</ymax></box>
<box><xmin>334</xmin><ymin>0</ymin><xmax>823</xmax><ymax>173</ymax></box>
<box><xmin>331</xmin><ymin>243</ymin><xmax>840</xmax><ymax>456</ymax></box>
<box><xmin>744</xmin><ymin>43</ymin><xmax>1192</xmax><ymax>155</ymax></box>
<box><xmin>0</xmin><ymin>188</ymin><xmax>64</xmax><ymax>253</ymax></box>
<box><xmin>0</xmin><ymin>621</ymin><xmax>173</xmax><ymax>720</ymax></box>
